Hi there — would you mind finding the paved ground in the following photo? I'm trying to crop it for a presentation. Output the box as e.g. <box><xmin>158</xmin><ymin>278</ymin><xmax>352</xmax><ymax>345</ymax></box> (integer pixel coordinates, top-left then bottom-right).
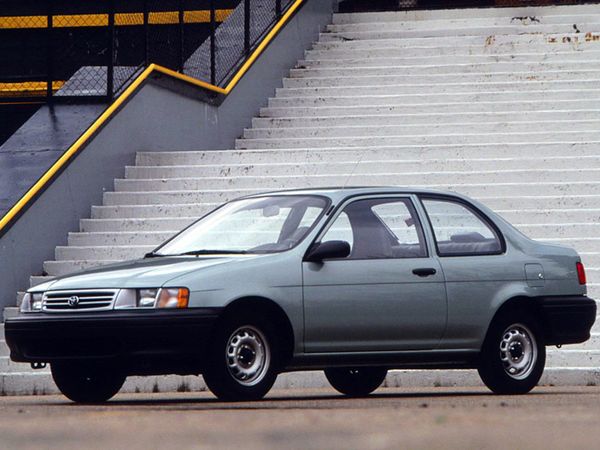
<box><xmin>1</xmin><ymin>386</ymin><xmax>600</xmax><ymax>449</ymax></box>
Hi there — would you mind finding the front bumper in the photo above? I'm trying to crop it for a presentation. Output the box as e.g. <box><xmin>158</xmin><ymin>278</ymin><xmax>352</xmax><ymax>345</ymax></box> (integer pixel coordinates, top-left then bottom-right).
<box><xmin>537</xmin><ymin>296</ymin><xmax>597</xmax><ymax>345</ymax></box>
<box><xmin>4</xmin><ymin>308</ymin><xmax>222</xmax><ymax>373</ymax></box>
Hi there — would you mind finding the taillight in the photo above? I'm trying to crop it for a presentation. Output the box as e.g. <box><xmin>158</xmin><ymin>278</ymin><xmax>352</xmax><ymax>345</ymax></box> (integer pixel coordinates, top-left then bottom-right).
<box><xmin>576</xmin><ymin>262</ymin><xmax>586</xmax><ymax>285</ymax></box>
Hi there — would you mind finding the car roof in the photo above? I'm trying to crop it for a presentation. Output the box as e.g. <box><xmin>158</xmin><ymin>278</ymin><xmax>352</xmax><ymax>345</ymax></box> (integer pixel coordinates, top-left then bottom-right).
<box><xmin>242</xmin><ymin>187</ymin><xmax>470</xmax><ymax>203</ymax></box>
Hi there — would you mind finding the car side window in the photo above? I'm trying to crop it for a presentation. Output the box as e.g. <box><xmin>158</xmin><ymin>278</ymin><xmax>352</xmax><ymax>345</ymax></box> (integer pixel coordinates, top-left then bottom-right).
<box><xmin>322</xmin><ymin>198</ymin><xmax>427</xmax><ymax>259</ymax></box>
<box><xmin>421</xmin><ymin>198</ymin><xmax>502</xmax><ymax>256</ymax></box>
<box><xmin>322</xmin><ymin>212</ymin><xmax>354</xmax><ymax>251</ymax></box>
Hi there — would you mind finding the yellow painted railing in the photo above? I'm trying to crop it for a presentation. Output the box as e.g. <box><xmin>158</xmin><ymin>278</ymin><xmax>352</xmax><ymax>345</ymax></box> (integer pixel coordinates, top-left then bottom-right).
<box><xmin>0</xmin><ymin>0</ymin><xmax>305</xmax><ymax>234</ymax></box>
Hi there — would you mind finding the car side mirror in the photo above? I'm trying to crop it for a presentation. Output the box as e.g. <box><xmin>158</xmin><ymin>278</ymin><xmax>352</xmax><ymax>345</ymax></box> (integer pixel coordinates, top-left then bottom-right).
<box><xmin>305</xmin><ymin>240</ymin><xmax>351</xmax><ymax>262</ymax></box>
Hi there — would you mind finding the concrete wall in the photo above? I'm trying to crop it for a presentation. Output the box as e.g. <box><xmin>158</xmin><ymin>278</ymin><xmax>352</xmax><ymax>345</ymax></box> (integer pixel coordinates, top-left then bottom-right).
<box><xmin>0</xmin><ymin>0</ymin><xmax>337</xmax><ymax>309</ymax></box>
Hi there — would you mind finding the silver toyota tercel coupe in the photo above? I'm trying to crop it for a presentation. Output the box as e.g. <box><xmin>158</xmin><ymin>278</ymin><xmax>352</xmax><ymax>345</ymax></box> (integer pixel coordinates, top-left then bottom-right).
<box><xmin>5</xmin><ymin>188</ymin><xmax>596</xmax><ymax>402</ymax></box>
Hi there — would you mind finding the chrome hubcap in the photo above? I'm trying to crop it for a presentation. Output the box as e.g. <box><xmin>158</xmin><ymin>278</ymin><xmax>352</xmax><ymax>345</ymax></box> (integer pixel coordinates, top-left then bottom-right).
<box><xmin>499</xmin><ymin>323</ymin><xmax>537</xmax><ymax>380</ymax></box>
<box><xmin>226</xmin><ymin>326</ymin><xmax>270</xmax><ymax>386</ymax></box>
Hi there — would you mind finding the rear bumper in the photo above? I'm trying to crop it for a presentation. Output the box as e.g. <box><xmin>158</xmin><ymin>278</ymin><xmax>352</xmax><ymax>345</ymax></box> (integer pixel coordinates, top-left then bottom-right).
<box><xmin>4</xmin><ymin>308</ymin><xmax>222</xmax><ymax>373</ymax></box>
<box><xmin>537</xmin><ymin>296</ymin><xmax>597</xmax><ymax>345</ymax></box>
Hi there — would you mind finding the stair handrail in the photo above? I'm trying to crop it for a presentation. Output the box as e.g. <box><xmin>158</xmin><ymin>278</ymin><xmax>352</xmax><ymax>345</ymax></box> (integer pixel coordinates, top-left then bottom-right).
<box><xmin>0</xmin><ymin>0</ymin><xmax>306</xmax><ymax>237</ymax></box>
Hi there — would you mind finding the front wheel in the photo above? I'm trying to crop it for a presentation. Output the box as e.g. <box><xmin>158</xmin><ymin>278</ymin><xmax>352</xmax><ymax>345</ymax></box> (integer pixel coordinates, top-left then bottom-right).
<box><xmin>203</xmin><ymin>314</ymin><xmax>279</xmax><ymax>401</ymax></box>
<box><xmin>325</xmin><ymin>367</ymin><xmax>388</xmax><ymax>397</ymax></box>
<box><xmin>51</xmin><ymin>360</ymin><xmax>125</xmax><ymax>403</ymax></box>
<box><xmin>478</xmin><ymin>313</ymin><xmax>546</xmax><ymax>395</ymax></box>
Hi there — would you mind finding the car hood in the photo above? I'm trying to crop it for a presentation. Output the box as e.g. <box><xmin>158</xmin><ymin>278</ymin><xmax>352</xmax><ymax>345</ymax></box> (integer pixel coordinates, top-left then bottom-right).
<box><xmin>34</xmin><ymin>256</ymin><xmax>254</xmax><ymax>292</ymax></box>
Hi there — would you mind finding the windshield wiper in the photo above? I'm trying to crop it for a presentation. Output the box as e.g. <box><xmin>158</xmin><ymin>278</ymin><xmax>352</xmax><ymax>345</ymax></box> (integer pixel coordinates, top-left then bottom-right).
<box><xmin>144</xmin><ymin>251</ymin><xmax>165</xmax><ymax>258</ymax></box>
<box><xmin>177</xmin><ymin>249</ymin><xmax>249</xmax><ymax>256</ymax></box>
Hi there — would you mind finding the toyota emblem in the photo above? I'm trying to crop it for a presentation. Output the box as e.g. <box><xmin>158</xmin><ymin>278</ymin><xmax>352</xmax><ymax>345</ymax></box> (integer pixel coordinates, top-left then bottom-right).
<box><xmin>68</xmin><ymin>296</ymin><xmax>80</xmax><ymax>307</ymax></box>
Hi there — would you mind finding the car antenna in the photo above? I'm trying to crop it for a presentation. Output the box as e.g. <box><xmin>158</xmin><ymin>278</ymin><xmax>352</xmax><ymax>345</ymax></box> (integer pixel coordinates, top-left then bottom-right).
<box><xmin>342</xmin><ymin>147</ymin><xmax>367</xmax><ymax>189</ymax></box>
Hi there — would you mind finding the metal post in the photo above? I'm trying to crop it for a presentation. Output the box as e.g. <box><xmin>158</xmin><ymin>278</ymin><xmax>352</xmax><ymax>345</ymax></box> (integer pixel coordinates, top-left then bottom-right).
<box><xmin>276</xmin><ymin>0</ymin><xmax>281</xmax><ymax>19</ymax></box>
<box><xmin>210</xmin><ymin>0</ymin><xmax>216</xmax><ymax>85</ymax></box>
<box><xmin>46</xmin><ymin>0</ymin><xmax>53</xmax><ymax>100</ymax></box>
<box><xmin>107</xmin><ymin>1</ymin><xmax>115</xmax><ymax>101</ymax></box>
<box><xmin>178</xmin><ymin>0</ymin><xmax>184</xmax><ymax>72</ymax></box>
<box><xmin>143</xmin><ymin>0</ymin><xmax>149</xmax><ymax>67</ymax></box>
<box><xmin>244</xmin><ymin>0</ymin><xmax>250</xmax><ymax>56</ymax></box>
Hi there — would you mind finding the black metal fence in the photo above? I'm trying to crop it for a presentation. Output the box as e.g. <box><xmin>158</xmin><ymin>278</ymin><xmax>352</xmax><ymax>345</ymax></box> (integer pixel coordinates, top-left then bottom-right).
<box><xmin>0</xmin><ymin>0</ymin><xmax>294</xmax><ymax>103</ymax></box>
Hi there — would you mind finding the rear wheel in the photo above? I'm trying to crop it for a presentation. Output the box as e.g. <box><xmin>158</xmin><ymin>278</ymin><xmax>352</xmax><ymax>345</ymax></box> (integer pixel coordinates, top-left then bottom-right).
<box><xmin>51</xmin><ymin>360</ymin><xmax>125</xmax><ymax>403</ymax></box>
<box><xmin>203</xmin><ymin>314</ymin><xmax>279</xmax><ymax>401</ymax></box>
<box><xmin>478</xmin><ymin>312</ymin><xmax>545</xmax><ymax>395</ymax></box>
<box><xmin>325</xmin><ymin>367</ymin><xmax>387</xmax><ymax>397</ymax></box>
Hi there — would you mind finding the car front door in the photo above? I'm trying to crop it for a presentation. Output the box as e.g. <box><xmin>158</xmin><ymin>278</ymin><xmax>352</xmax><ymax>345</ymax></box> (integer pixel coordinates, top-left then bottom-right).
<box><xmin>302</xmin><ymin>195</ymin><xmax>447</xmax><ymax>353</ymax></box>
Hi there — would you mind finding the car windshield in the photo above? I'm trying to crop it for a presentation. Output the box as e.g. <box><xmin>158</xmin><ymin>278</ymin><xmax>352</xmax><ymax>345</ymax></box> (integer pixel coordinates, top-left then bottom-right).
<box><xmin>153</xmin><ymin>195</ymin><xmax>329</xmax><ymax>256</ymax></box>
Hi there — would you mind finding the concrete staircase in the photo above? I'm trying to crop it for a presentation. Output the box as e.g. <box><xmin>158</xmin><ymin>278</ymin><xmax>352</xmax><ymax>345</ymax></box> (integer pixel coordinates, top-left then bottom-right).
<box><xmin>4</xmin><ymin>3</ymin><xmax>600</xmax><ymax>394</ymax></box>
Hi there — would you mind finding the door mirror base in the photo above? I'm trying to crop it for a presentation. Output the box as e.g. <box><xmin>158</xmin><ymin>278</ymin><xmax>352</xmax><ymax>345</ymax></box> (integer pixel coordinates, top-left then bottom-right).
<box><xmin>305</xmin><ymin>240</ymin><xmax>351</xmax><ymax>262</ymax></box>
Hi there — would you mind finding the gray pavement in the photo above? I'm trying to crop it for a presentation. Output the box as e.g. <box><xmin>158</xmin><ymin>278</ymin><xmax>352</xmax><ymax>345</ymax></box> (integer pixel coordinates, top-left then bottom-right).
<box><xmin>1</xmin><ymin>386</ymin><xmax>599</xmax><ymax>449</ymax></box>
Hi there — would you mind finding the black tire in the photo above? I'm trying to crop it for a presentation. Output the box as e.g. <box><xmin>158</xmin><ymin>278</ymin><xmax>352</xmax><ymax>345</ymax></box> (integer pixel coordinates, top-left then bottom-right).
<box><xmin>203</xmin><ymin>313</ymin><xmax>279</xmax><ymax>401</ymax></box>
<box><xmin>478</xmin><ymin>311</ymin><xmax>546</xmax><ymax>395</ymax></box>
<box><xmin>325</xmin><ymin>367</ymin><xmax>388</xmax><ymax>397</ymax></box>
<box><xmin>51</xmin><ymin>360</ymin><xmax>125</xmax><ymax>403</ymax></box>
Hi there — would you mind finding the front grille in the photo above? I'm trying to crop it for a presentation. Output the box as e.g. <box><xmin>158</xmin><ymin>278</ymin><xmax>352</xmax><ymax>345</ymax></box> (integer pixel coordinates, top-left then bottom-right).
<box><xmin>42</xmin><ymin>290</ymin><xmax>118</xmax><ymax>312</ymax></box>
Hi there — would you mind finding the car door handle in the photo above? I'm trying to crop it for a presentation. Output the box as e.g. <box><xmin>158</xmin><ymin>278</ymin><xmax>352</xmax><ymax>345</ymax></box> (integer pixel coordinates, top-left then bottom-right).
<box><xmin>412</xmin><ymin>268</ymin><xmax>437</xmax><ymax>277</ymax></box>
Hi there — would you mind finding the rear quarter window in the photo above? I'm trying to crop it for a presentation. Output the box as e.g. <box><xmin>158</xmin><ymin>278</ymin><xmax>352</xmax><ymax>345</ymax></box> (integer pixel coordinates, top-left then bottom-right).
<box><xmin>421</xmin><ymin>198</ymin><xmax>503</xmax><ymax>256</ymax></box>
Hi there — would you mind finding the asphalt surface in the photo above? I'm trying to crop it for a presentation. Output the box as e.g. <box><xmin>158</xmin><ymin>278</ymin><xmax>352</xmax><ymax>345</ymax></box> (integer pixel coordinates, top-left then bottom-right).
<box><xmin>1</xmin><ymin>386</ymin><xmax>599</xmax><ymax>450</ymax></box>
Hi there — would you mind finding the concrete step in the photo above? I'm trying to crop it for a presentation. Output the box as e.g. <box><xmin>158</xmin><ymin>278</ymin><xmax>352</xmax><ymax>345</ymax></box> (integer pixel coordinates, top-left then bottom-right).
<box><xmin>331</xmin><ymin>9</ymin><xmax>600</xmax><ymax>25</ymax></box>
<box><xmin>308</xmin><ymin>41</ymin><xmax>600</xmax><ymax>57</ymax></box>
<box><xmin>104</xmin><ymin>183</ymin><xmax>600</xmax><ymax>206</ymax></box>
<box><xmin>261</xmin><ymin>99</ymin><xmax>600</xmax><ymax>116</ymax></box>
<box><xmin>0</xmin><ymin>357</ymin><xmax>42</xmax><ymax>374</ymax></box>
<box><xmin>318</xmin><ymin>25</ymin><xmax>600</xmax><ymax>41</ymax></box>
<box><xmin>546</xmin><ymin>350</ymin><xmax>600</xmax><ymax>367</ymax></box>
<box><xmin>92</xmin><ymin>203</ymin><xmax>218</xmax><ymax>219</ymax></box>
<box><xmin>82</xmin><ymin>210</ymin><xmax>600</xmax><ymax>238</ymax></box>
<box><xmin>311</xmin><ymin>30</ymin><xmax>598</xmax><ymax>49</ymax></box>
<box><xmin>127</xmin><ymin>157</ymin><xmax>600</xmax><ymax>180</ymax></box>
<box><xmin>326</xmin><ymin>16</ymin><xmax>600</xmax><ymax>33</ymax></box>
<box><xmin>282</xmin><ymin>70</ymin><xmax>600</xmax><ymax>88</ymax></box>
<box><xmin>55</xmin><ymin>246</ymin><xmax>154</xmax><ymax>261</ymax></box>
<box><xmin>73</xmin><ymin>213</ymin><xmax>600</xmax><ymax>237</ymax></box>
<box><xmin>497</xmin><ymin>210</ymin><xmax>600</xmax><ymax>226</ymax></box>
<box><xmin>136</xmin><ymin>143</ymin><xmax>600</xmax><ymax>166</ymax></box>
<box><xmin>29</xmin><ymin>276</ymin><xmax>55</xmax><ymax>287</ymax></box>
<box><xmin>301</xmin><ymin>50</ymin><xmax>600</xmax><ymax>66</ymax></box>
<box><xmin>318</xmin><ymin>30</ymin><xmax>597</xmax><ymax>45</ymax></box>
<box><xmin>103</xmin><ymin>189</ymin><xmax>260</xmax><ymax>206</ymax></box>
<box><xmin>289</xmin><ymin>62</ymin><xmax>600</xmax><ymax>78</ymax></box>
<box><xmin>244</xmin><ymin>120</ymin><xmax>600</xmax><ymax>139</ymax></box>
<box><xmin>79</xmin><ymin>217</ymin><xmax>195</xmax><ymax>233</ymax></box>
<box><xmin>253</xmin><ymin>109</ymin><xmax>600</xmax><ymax>128</ymax></box>
<box><xmin>95</xmin><ymin>195</ymin><xmax>600</xmax><ymax>218</ymax></box>
<box><xmin>331</xmin><ymin>5</ymin><xmax>600</xmax><ymax>23</ymax></box>
<box><xmin>43</xmin><ymin>260</ymin><xmax>120</xmax><ymax>277</ymax></box>
<box><xmin>269</xmin><ymin>90</ymin><xmax>600</xmax><ymax>108</ymax></box>
<box><xmin>276</xmin><ymin>82</ymin><xmax>600</xmax><ymax>98</ymax></box>
<box><xmin>115</xmin><ymin>169</ymin><xmax>600</xmax><ymax>192</ymax></box>
<box><xmin>3</xmin><ymin>308</ymin><xmax>18</xmax><ymax>320</ymax></box>
<box><xmin>0</xmin><ymin>372</ymin><xmax>209</xmax><ymax>396</ymax></box>
<box><xmin>2</xmin><ymin>367</ymin><xmax>600</xmax><ymax>396</ymax></box>
<box><xmin>236</xmin><ymin>131</ymin><xmax>600</xmax><ymax>149</ymax></box>
<box><xmin>68</xmin><ymin>231</ymin><xmax>175</xmax><ymax>246</ymax></box>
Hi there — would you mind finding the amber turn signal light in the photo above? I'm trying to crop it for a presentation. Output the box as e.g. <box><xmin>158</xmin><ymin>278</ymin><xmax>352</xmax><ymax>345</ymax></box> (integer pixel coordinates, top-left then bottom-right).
<box><xmin>157</xmin><ymin>288</ymin><xmax>189</xmax><ymax>308</ymax></box>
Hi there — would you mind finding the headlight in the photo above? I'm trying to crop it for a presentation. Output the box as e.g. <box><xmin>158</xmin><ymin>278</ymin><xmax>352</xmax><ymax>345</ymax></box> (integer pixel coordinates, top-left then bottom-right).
<box><xmin>20</xmin><ymin>293</ymin><xmax>43</xmax><ymax>312</ymax></box>
<box><xmin>138</xmin><ymin>289</ymin><xmax>160</xmax><ymax>307</ymax></box>
<box><xmin>114</xmin><ymin>288</ymin><xmax>189</xmax><ymax>309</ymax></box>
